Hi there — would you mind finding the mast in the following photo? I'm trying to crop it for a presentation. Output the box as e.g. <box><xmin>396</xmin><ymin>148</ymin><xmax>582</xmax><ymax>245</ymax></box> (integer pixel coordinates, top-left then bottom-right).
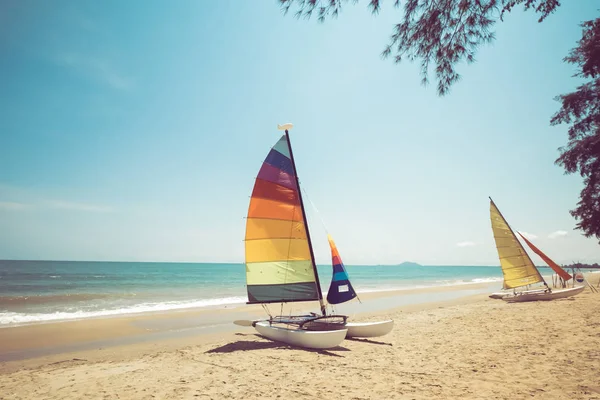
<box><xmin>284</xmin><ymin>128</ymin><xmax>327</xmax><ymax>316</ymax></box>
<box><xmin>489</xmin><ymin>197</ymin><xmax>549</xmax><ymax>290</ymax></box>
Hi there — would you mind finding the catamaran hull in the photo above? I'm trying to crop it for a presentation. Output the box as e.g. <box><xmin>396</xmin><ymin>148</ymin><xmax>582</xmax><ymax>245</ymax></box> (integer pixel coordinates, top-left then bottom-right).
<box><xmin>345</xmin><ymin>320</ymin><xmax>394</xmax><ymax>338</ymax></box>
<box><xmin>490</xmin><ymin>288</ymin><xmax>548</xmax><ymax>299</ymax></box>
<box><xmin>502</xmin><ymin>285</ymin><xmax>585</xmax><ymax>302</ymax></box>
<box><xmin>253</xmin><ymin>321</ymin><xmax>348</xmax><ymax>349</ymax></box>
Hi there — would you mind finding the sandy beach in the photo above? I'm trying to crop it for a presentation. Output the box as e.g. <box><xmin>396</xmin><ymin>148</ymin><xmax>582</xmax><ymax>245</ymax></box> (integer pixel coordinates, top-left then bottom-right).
<box><xmin>1</xmin><ymin>276</ymin><xmax>599</xmax><ymax>399</ymax></box>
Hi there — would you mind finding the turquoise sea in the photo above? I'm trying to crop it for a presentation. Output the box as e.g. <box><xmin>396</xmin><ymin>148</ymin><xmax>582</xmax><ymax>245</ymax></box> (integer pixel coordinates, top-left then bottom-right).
<box><xmin>0</xmin><ymin>260</ymin><xmax>508</xmax><ymax>326</ymax></box>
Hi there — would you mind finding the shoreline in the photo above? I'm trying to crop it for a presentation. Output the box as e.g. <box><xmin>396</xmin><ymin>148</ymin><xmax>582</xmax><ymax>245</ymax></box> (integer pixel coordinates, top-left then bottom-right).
<box><xmin>0</xmin><ymin>281</ymin><xmax>499</xmax><ymax>366</ymax></box>
<box><xmin>1</xmin><ymin>278</ymin><xmax>504</xmax><ymax>329</ymax></box>
<box><xmin>3</xmin><ymin>271</ymin><xmax>594</xmax><ymax>365</ymax></box>
<box><xmin>5</xmin><ymin>269</ymin><xmax>579</xmax><ymax>329</ymax></box>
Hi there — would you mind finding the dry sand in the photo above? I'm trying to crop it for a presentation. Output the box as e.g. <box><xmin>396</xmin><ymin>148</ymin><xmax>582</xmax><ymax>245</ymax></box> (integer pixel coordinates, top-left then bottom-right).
<box><xmin>1</xmin><ymin>278</ymin><xmax>599</xmax><ymax>399</ymax></box>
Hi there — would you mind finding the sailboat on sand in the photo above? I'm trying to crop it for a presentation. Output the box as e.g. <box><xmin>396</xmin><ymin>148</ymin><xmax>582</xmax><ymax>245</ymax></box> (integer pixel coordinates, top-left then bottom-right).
<box><xmin>238</xmin><ymin>123</ymin><xmax>348</xmax><ymax>349</ymax></box>
<box><xmin>235</xmin><ymin>123</ymin><xmax>394</xmax><ymax>348</ymax></box>
<box><xmin>488</xmin><ymin>197</ymin><xmax>585</xmax><ymax>302</ymax></box>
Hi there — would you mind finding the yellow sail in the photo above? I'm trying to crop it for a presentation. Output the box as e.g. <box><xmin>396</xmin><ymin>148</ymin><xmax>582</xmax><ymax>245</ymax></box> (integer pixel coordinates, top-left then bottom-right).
<box><xmin>489</xmin><ymin>199</ymin><xmax>544</xmax><ymax>289</ymax></box>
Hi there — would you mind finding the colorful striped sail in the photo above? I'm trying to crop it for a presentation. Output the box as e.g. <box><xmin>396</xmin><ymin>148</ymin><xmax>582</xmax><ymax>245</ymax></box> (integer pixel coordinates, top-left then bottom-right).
<box><xmin>489</xmin><ymin>199</ymin><xmax>545</xmax><ymax>289</ymax></box>
<box><xmin>517</xmin><ymin>232</ymin><xmax>572</xmax><ymax>282</ymax></box>
<box><xmin>326</xmin><ymin>235</ymin><xmax>357</xmax><ymax>305</ymax></box>
<box><xmin>244</xmin><ymin>134</ymin><xmax>320</xmax><ymax>303</ymax></box>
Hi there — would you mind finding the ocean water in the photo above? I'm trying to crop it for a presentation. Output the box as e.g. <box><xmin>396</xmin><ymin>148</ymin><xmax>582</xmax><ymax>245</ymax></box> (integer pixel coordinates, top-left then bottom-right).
<box><xmin>0</xmin><ymin>260</ymin><xmax>506</xmax><ymax>326</ymax></box>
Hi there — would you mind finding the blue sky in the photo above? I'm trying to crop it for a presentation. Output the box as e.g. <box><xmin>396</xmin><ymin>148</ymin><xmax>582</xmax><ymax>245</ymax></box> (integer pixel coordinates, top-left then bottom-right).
<box><xmin>1</xmin><ymin>0</ymin><xmax>598</xmax><ymax>265</ymax></box>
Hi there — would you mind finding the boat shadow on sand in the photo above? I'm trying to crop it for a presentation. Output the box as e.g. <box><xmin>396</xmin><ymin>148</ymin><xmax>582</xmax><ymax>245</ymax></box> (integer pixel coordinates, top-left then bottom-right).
<box><xmin>346</xmin><ymin>337</ymin><xmax>393</xmax><ymax>346</ymax></box>
<box><xmin>205</xmin><ymin>333</ymin><xmax>349</xmax><ymax>357</ymax></box>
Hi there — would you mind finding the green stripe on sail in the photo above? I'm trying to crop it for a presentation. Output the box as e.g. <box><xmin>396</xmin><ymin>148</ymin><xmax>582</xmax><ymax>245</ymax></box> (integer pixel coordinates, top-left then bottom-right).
<box><xmin>247</xmin><ymin>282</ymin><xmax>319</xmax><ymax>303</ymax></box>
<box><xmin>246</xmin><ymin>260</ymin><xmax>316</xmax><ymax>285</ymax></box>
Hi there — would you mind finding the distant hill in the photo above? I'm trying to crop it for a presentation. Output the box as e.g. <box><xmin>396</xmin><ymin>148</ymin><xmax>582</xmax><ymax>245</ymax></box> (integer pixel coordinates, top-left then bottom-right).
<box><xmin>393</xmin><ymin>261</ymin><xmax>423</xmax><ymax>268</ymax></box>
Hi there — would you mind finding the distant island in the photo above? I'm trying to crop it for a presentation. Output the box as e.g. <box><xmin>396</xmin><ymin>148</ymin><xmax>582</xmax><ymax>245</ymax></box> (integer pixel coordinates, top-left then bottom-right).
<box><xmin>393</xmin><ymin>261</ymin><xmax>423</xmax><ymax>268</ymax></box>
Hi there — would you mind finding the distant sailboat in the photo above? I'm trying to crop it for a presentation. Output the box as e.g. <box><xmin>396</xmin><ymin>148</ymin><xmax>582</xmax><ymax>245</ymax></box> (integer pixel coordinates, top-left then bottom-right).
<box><xmin>239</xmin><ymin>124</ymin><xmax>348</xmax><ymax>349</ymax></box>
<box><xmin>488</xmin><ymin>198</ymin><xmax>585</xmax><ymax>302</ymax></box>
<box><xmin>325</xmin><ymin>235</ymin><xmax>394</xmax><ymax>338</ymax></box>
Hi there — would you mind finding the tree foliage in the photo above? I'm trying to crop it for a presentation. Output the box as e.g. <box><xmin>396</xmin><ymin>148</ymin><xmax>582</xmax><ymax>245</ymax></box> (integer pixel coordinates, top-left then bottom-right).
<box><xmin>551</xmin><ymin>19</ymin><xmax>600</xmax><ymax>242</ymax></box>
<box><xmin>279</xmin><ymin>0</ymin><xmax>561</xmax><ymax>95</ymax></box>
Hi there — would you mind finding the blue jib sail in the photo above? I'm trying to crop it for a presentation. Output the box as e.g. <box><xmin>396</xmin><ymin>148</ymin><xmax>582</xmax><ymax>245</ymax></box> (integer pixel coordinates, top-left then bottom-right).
<box><xmin>326</xmin><ymin>235</ymin><xmax>357</xmax><ymax>305</ymax></box>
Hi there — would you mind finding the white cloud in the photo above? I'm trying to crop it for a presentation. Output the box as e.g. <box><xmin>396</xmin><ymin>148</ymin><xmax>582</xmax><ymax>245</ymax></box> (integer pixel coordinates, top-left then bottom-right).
<box><xmin>0</xmin><ymin>185</ymin><xmax>114</xmax><ymax>213</ymax></box>
<box><xmin>518</xmin><ymin>231</ymin><xmax>538</xmax><ymax>240</ymax></box>
<box><xmin>47</xmin><ymin>201</ymin><xmax>113</xmax><ymax>213</ymax></box>
<box><xmin>0</xmin><ymin>201</ymin><xmax>30</xmax><ymax>211</ymax></box>
<box><xmin>456</xmin><ymin>241</ymin><xmax>476</xmax><ymax>247</ymax></box>
<box><xmin>548</xmin><ymin>230</ymin><xmax>568</xmax><ymax>239</ymax></box>
<box><xmin>57</xmin><ymin>53</ymin><xmax>134</xmax><ymax>90</ymax></box>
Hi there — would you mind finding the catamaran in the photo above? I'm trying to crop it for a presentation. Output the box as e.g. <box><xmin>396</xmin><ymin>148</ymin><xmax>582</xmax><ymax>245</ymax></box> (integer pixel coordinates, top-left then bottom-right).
<box><xmin>488</xmin><ymin>197</ymin><xmax>585</xmax><ymax>302</ymax></box>
<box><xmin>240</xmin><ymin>123</ymin><xmax>348</xmax><ymax>349</ymax></box>
<box><xmin>237</xmin><ymin>123</ymin><xmax>397</xmax><ymax>347</ymax></box>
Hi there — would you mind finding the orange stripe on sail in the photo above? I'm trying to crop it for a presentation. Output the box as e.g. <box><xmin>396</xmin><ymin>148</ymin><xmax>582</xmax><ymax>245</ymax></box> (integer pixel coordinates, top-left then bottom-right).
<box><xmin>518</xmin><ymin>232</ymin><xmax>572</xmax><ymax>281</ymax></box>
<box><xmin>247</xmin><ymin>197</ymin><xmax>304</xmax><ymax>222</ymax></box>
<box><xmin>327</xmin><ymin>235</ymin><xmax>341</xmax><ymax>259</ymax></box>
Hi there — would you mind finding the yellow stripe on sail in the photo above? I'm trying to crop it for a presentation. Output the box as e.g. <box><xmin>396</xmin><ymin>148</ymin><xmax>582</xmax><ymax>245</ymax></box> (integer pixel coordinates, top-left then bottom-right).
<box><xmin>490</xmin><ymin>200</ymin><xmax>544</xmax><ymax>289</ymax></box>
<box><xmin>245</xmin><ymin>238</ymin><xmax>311</xmax><ymax>263</ymax></box>
<box><xmin>245</xmin><ymin>218</ymin><xmax>307</xmax><ymax>241</ymax></box>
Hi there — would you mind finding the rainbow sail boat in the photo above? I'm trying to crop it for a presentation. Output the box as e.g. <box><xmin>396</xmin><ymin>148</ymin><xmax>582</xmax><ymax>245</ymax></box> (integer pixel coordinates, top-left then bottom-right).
<box><xmin>325</xmin><ymin>235</ymin><xmax>394</xmax><ymax>338</ymax></box>
<box><xmin>488</xmin><ymin>197</ymin><xmax>585</xmax><ymax>302</ymax></box>
<box><xmin>237</xmin><ymin>123</ymin><xmax>394</xmax><ymax>347</ymax></box>
<box><xmin>240</xmin><ymin>123</ymin><xmax>349</xmax><ymax>349</ymax></box>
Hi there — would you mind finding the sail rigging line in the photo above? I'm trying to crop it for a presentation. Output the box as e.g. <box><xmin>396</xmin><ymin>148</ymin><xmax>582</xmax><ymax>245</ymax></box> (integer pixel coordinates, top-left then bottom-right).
<box><xmin>300</xmin><ymin>186</ymin><xmax>362</xmax><ymax>304</ymax></box>
<box><xmin>262</xmin><ymin>304</ymin><xmax>272</xmax><ymax>318</ymax></box>
<box><xmin>301</xmin><ymin>185</ymin><xmax>331</xmax><ymax>235</ymax></box>
<box><xmin>284</xmin><ymin>129</ymin><xmax>327</xmax><ymax>316</ymax></box>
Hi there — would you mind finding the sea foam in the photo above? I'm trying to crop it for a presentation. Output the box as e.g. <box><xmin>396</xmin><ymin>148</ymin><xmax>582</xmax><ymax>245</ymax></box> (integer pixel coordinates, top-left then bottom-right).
<box><xmin>0</xmin><ymin>296</ymin><xmax>247</xmax><ymax>326</ymax></box>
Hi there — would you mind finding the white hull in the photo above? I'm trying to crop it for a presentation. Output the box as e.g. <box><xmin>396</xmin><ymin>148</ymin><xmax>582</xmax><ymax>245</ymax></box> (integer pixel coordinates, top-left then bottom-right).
<box><xmin>490</xmin><ymin>288</ymin><xmax>547</xmax><ymax>299</ymax></box>
<box><xmin>345</xmin><ymin>320</ymin><xmax>394</xmax><ymax>338</ymax></box>
<box><xmin>502</xmin><ymin>285</ymin><xmax>585</xmax><ymax>302</ymax></box>
<box><xmin>253</xmin><ymin>321</ymin><xmax>348</xmax><ymax>349</ymax></box>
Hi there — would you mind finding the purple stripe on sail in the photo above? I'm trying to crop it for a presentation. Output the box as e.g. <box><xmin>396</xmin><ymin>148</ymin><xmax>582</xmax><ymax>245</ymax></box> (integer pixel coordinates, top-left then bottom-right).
<box><xmin>333</xmin><ymin>263</ymin><xmax>345</xmax><ymax>273</ymax></box>
<box><xmin>264</xmin><ymin>149</ymin><xmax>294</xmax><ymax>176</ymax></box>
<box><xmin>257</xmin><ymin>163</ymin><xmax>298</xmax><ymax>191</ymax></box>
